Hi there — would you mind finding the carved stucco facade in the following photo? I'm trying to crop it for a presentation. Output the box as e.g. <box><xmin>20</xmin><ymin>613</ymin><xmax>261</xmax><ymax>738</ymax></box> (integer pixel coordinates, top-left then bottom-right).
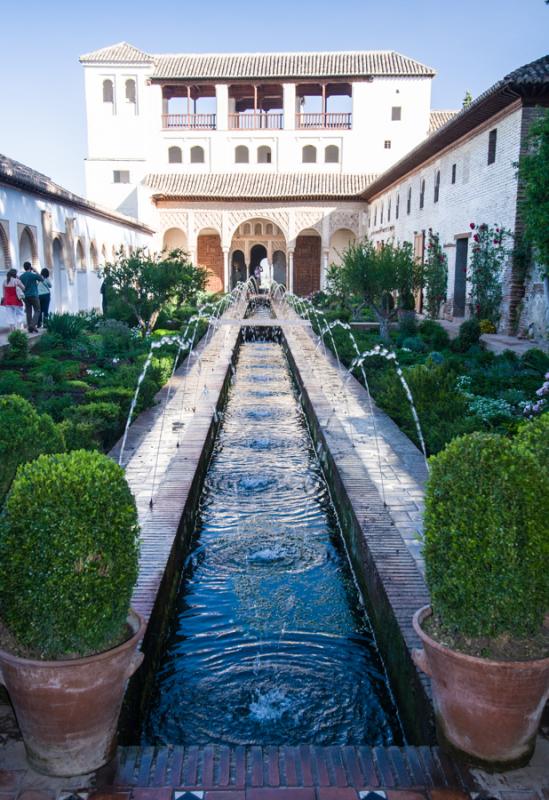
<box><xmin>155</xmin><ymin>201</ymin><xmax>366</xmax><ymax>291</ymax></box>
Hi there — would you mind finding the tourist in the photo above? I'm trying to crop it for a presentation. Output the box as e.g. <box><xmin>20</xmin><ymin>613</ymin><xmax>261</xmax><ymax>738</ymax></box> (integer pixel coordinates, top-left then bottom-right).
<box><xmin>1</xmin><ymin>269</ymin><xmax>25</xmax><ymax>331</ymax></box>
<box><xmin>253</xmin><ymin>263</ymin><xmax>262</xmax><ymax>289</ymax></box>
<box><xmin>19</xmin><ymin>261</ymin><xmax>43</xmax><ymax>333</ymax></box>
<box><xmin>37</xmin><ymin>268</ymin><xmax>52</xmax><ymax>328</ymax></box>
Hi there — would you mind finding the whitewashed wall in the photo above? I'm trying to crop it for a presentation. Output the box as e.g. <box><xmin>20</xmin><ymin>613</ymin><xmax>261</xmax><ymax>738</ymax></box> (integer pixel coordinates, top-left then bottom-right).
<box><xmin>367</xmin><ymin>104</ymin><xmax>524</xmax><ymax>332</ymax></box>
<box><xmin>0</xmin><ymin>183</ymin><xmax>152</xmax><ymax>317</ymax></box>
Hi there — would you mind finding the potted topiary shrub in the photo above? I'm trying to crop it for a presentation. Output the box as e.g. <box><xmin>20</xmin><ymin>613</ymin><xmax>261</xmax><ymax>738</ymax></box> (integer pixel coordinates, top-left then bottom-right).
<box><xmin>0</xmin><ymin>450</ymin><xmax>144</xmax><ymax>776</ymax></box>
<box><xmin>413</xmin><ymin>431</ymin><xmax>549</xmax><ymax>766</ymax></box>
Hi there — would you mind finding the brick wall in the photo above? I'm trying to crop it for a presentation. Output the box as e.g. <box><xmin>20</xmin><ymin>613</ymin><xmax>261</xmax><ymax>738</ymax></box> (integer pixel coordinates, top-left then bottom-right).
<box><xmin>197</xmin><ymin>233</ymin><xmax>224</xmax><ymax>292</ymax></box>
<box><xmin>294</xmin><ymin>235</ymin><xmax>321</xmax><ymax>296</ymax></box>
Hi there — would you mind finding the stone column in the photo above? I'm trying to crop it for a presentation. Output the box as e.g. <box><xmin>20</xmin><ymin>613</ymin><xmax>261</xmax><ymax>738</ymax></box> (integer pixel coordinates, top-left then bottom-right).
<box><xmin>283</xmin><ymin>83</ymin><xmax>296</xmax><ymax>130</ymax></box>
<box><xmin>321</xmin><ymin>249</ymin><xmax>330</xmax><ymax>290</ymax></box>
<box><xmin>288</xmin><ymin>250</ymin><xmax>294</xmax><ymax>293</ymax></box>
<box><xmin>223</xmin><ymin>248</ymin><xmax>230</xmax><ymax>291</ymax></box>
<box><xmin>215</xmin><ymin>84</ymin><xmax>229</xmax><ymax>131</ymax></box>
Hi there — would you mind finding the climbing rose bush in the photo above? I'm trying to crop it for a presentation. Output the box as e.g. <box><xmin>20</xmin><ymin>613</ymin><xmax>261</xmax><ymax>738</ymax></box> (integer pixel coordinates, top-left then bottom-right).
<box><xmin>424</xmin><ymin>228</ymin><xmax>448</xmax><ymax>319</ymax></box>
<box><xmin>468</xmin><ymin>222</ymin><xmax>511</xmax><ymax>323</ymax></box>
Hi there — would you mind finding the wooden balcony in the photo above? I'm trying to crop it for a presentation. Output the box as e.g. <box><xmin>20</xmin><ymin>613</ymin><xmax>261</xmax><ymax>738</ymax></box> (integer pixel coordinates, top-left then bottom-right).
<box><xmin>229</xmin><ymin>112</ymin><xmax>284</xmax><ymax>130</ymax></box>
<box><xmin>296</xmin><ymin>112</ymin><xmax>352</xmax><ymax>129</ymax></box>
<box><xmin>162</xmin><ymin>114</ymin><xmax>217</xmax><ymax>130</ymax></box>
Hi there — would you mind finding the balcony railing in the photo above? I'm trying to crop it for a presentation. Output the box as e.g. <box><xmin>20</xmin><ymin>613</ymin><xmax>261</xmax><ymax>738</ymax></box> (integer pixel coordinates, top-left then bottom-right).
<box><xmin>296</xmin><ymin>112</ymin><xmax>352</xmax><ymax>129</ymax></box>
<box><xmin>229</xmin><ymin>112</ymin><xmax>284</xmax><ymax>130</ymax></box>
<box><xmin>162</xmin><ymin>113</ymin><xmax>217</xmax><ymax>130</ymax></box>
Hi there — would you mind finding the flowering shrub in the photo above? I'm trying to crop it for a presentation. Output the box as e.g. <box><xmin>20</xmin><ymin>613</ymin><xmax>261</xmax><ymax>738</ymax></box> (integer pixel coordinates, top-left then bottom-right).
<box><xmin>479</xmin><ymin>319</ymin><xmax>497</xmax><ymax>334</ymax></box>
<box><xmin>523</xmin><ymin>371</ymin><xmax>549</xmax><ymax>417</ymax></box>
<box><xmin>424</xmin><ymin>229</ymin><xmax>448</xmax><ymax>319</ymax></box>
<box><xmin>456</xmin><ymin>375</ymin><xmax>513</xmax><ymax>423</ymax></box>
<box><xmin>468</xmin><ymin>222</ymin><xmax>511</xmax><ymax>323</ymax></box>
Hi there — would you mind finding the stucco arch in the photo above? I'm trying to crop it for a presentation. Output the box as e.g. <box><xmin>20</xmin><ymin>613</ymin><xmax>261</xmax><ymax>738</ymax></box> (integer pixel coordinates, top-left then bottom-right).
<box><xmin>76</xmin><ymin>239</ymin><xmax>87</xmax><ymax>271</ymax></box>
<box><xmin>228</xmin><ymin>214</ymin><xmax>289</xmax><ymax>245</ymax></box>
<box><xmin>19</xmin><ymin>225</ymin><xmax>39</xmax><ymax>268</ymax></box>
<box><xmin>0</xmin><ymin>224</ymin><xmax>11</xmax><ymax>269</ymax></box>
<box><xmin>163</xmin><ymin>227</ymin><xmax>188</xmax><ymax>251</ymax></box>
<box><xmin>329</xmin><ymin>228</ymin><xmax>356</xmax><ymax>267</ymax></box>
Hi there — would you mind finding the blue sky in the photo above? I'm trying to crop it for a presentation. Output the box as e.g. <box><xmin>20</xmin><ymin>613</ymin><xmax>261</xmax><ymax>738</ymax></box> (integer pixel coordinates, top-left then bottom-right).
<box><xmin>0</xmin><ymin>0</ymin><xmax>547</xmax><ymax>196</ymax></box>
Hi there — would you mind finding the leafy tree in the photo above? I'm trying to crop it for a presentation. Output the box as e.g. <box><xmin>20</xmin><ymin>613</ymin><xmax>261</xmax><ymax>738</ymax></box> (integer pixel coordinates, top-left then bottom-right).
<box><xmin>339</xmin><ymin>240</ymin><xmax>422</xmax><ymax>341</ymax></box>
<box><xmin>101</xmin><ymin>248</ymin><xmax>208</xmax><ymax>336</ymax></box>
<box><xmin>424</xmin><ymin>229</ymin><xmax>448</xmax><ymax>319</ymax></box>
<box><xmin>518</xmin><ymin>108</ymin><xmax>549</xmax><ymax>278</ymax></box>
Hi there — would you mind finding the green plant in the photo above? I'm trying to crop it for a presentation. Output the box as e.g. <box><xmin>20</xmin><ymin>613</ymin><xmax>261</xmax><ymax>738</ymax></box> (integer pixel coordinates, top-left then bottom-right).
<box><xmin>58</xmin><ymin>420</ymin><xmax>101</xmax><ymax>451</ymax></box>
<box><xmin>0</xmin><ymin>371</ymin><xmax>31</xmax><ymax>398</ymax></box>
<box><xmin>373</xmin><ymin>362</ymin><xmax>478</xmax><ymax>454</ymax></box>
<box><xmin>63</xmin><ymin>402</ymin><xmax>122</xmax><ymax>449</ymax></box>
<box><xmin>424</xmin><ymin>432</ymin><xmax>549</xmax><ymax>638</ymax></box>
<box><xmin>515</xmin><ymin>414</ymin><xmax>549</xmax><ymax>471</ymax></box>
<box><xmin>0</xmin><ymin>395</ymin><xmax>65</xmax><ymax>503</ymax></box>
<box><xmin>401</xmin><ymin>336</ymin><xmax>427</xmax><ymax>353</ymax></box>
<box><xmin>468</xmin><ymin>222</ymin><xmax>510</xmax><ymax>322</ymax></box>
<box><xmin>452</xmin><ymin>319</ymin><xmax>481</xmax><ymax>352</ymax></box>
<box><xmin>418</xmin><ymin>319</ymin><xmax>450</xmax><ymax>350</ymax></box>
<box><xmin>0</xmin><ymin>450</ymin><xmax>139</xmax><ymax>657</ymax></box>
<box><xmin>518</xmin><ymin>108</ymin><xmax>549</xmax><ymax>279</ymax></box>
<box><xmin>398</xmin><ymin>315</ymin><xmax>417</xmax><ymax>339</ymax></box>
<box><xmin>520</xmin><ymin>348</ymin><xmax>549</xmax><ymax>375</ymax></box>
<box><xmin>96</xmin><ymin>319</ymin><xmax>133</xmax><ymax>357</ymax></box>
<box><xmin>102</xmin><ymin>248</ymin><xmax>208</xmax><ymax>336</ymax></box>
<box><xmin>424</xmin><ymin>229</ymin><xmax>448</xmax><ymax>319</ymax></box>
<box><xmin>46</xmin><ymin>313</ymin><xmax>89</xmax><ymax>342</ymax></box>
<box><xmin>340</xmin><ymin>240</ymin><xmax>422</xmax><ymax>341</ymax></box>
<box><xmin>479</xmin><ymin>319</ymin><xmax>497</xmax><ymax>334</ymax></box>
<box><xmin>6</xmin><ymin>330</ymin><xmax>29</xmax><ymax>361</ymax></box>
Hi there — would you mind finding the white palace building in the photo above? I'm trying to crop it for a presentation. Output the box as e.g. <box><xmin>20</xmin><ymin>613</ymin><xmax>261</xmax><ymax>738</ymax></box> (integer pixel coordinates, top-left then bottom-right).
<box><xmin>1</xmin><ymin>45</ymin><xmax>547</xmax><ymax>337</ymax></box>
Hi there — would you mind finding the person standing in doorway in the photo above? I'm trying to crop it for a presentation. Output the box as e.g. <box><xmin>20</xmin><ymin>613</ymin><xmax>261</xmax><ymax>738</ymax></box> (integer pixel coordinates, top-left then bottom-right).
<box><xmin>19</xmin><ymin>262</ymin><xmax>43</xmax><ymax>333</ymax></box>
<box><xmin>1</xmin><ymin>269</ymin><xmax>25</xmax><ymax>331</ymax></box>
<box><xmin>37</xmin><ymin>268</ymin><xmax>52</xmax><ymax>328</ymax></box>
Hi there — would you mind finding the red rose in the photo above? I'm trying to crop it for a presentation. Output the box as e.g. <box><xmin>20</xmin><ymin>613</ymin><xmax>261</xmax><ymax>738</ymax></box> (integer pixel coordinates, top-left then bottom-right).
<box><xmin>473</xmin><ymin>234</ymin><xmax>479</xmax><ymax>242</ymax></box>
<box><xmin>469</xmin><ymin>222</ymin><xmax>475</xmax><ymax>229</ymax></box>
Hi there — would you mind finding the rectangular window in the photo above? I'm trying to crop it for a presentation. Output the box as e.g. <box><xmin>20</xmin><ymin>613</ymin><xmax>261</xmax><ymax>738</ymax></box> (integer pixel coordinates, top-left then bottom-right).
<box><xmin>391</xmin><ymin>106</ymin><xmax>402</xmax><ymax>121</ymax></box>
<box><xmin>113</xmin><ymin>170</ymin><xmax>130</xmax><ymax>184</ymax></box>
<box><xmin>488</xmin><ymin>129</ymin><xmax>497</xmax><ymax>165</ymax></box>
<box><xmin>396</xmin><ymin>194</ymin><xmax>400</xmax><ymax>219</ymax></box>
<box><xmin>434</xmin><ymin>170</ymin><xmax>440</xmax><ymax>204</ymax></box>
<box><xmin>384</xmin><ymin>140</ymin><xmax>392</xmax><ymax>149</ymax></box>
<box><xmin>451</xmin><ymin>163</ymin><xmax>457</xmax><ymax>184</ymax></box>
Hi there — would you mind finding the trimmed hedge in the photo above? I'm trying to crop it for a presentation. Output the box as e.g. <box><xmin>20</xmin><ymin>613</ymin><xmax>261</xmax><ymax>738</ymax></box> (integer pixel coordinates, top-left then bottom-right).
<box><xmin>0</xmin><ymin>394</ymin><xmax>65</xmax><ymax>502</ymax></box>
<box><xmin>424</xmin><ymin>432</ymin><xmax>549</xmax><ymax>638</ymax></box>
<box><xmin>515</xmin><ymin>414</ymin><xmax>549</xmax><ymax>472</ymax></box>
<box><xmin>0</xmin><ymin>450</ymin><xmax>140</xmax><ymax>658</ymax></box>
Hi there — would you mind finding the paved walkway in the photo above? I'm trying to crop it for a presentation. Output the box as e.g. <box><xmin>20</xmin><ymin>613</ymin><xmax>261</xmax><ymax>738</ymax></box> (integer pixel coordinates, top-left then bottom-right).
<box><xmin>436</xmin><ymin>320</ymin><xmax>548</xmax><ymax>355</ymax></box>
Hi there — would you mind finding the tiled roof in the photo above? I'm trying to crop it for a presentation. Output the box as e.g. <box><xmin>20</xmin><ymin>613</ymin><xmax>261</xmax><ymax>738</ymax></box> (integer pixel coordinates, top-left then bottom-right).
<box><xmin>0</xmin><ymin>153</ymin><xmax>152</xmax><ymax>232</ymax></box>
<box><xmin>145</xmin><ymin>172</ymin><xmax>377</xmax><ymax>200</ymax></box>
<box><xmin>363</xmin><ymin>53</ymin><xmax>549</xmax><ymax>200</ymax></box>
<box><xmin>151</xmin><ymin>51</ymin><xmax>436</xmax><ymax>80</ymax></box>
<box><xmin>79</xmin><ymin>43</ymin><xmax>435</xmax><ymax>79</ymax></box>
<box><xmin>429</xmin><ymin>110</ymin><xmax>458</xmax><ymax>134</ymax></box>
<box><xmin>79</xmin><ymin>42</ymin><xmax>154</xmax><ymax>64</ymax></box>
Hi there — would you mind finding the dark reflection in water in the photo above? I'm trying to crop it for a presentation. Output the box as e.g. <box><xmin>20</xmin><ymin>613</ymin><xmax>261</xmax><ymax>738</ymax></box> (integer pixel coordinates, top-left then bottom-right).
<box><xmin>142</xmin><ymin>342</ymin><xmax>403</xmax><ymax>746</ymax></box>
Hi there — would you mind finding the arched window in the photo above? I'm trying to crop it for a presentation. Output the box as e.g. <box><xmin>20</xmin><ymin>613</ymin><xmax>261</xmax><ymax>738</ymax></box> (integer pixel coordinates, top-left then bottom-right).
<box><xmin>324</xmin><ymin>145</ymin><xmax>339</xmax><ymax>163</ymax></box>
<box><xmin>190</xmin><ymin>145</ymin><xmax>205</xmax><ymax>164</ymax></box>
<box><xmin>419</xmin><ymin>179</ymin><xmax>426</xmax><ymax>210</ymax></box>
<box><xmin>257</xmin><ymin>145</ymin><xmax>272</xmax><ymax>164</ymax></box>
<box><xmin>434</xmin><ymin>169</ymin><xmax>441</xmax><ymax>203</ymax></box>
<box><xmin>168</xmin><ymin>146</ymin><xmax>182</xmax><ymax>163</ymax></box>
<box><xmin>265</xmin><ymin>223</ymin><xmax>273</xmax><ymax>235</ymax></box>
<box><xmin>302</xmin><ymin>145</ymin><xmax>317</xmax><ymax>163</ymax></box>
<box><xmin>102</xmin><ymin>79</ymin><xmax>114</xmax><ymax>103</ymax></box>
<box><xmin>0</xmin><ymin>225</ymin><xmax>10</xmax><ymax>269</ymax></box>
<box><xmin>235</xmin><ymin>145</ymin><xmax>249</xmax><ymax>164</ymax></box>
<box><xmin>243</xmin><ymin>223</ymin><xmax>251</xmax><ymax>235</ymax></box>
<box><xmin>76</xmin><ymin>240</ymin><xmax>86</xmax><ymax>270</ymax></box>
<box><xmin>125</xmin><ymin>79</ymin><xmax>136</xmax><ymax>104</ymax></box>
<box><xmin>254</xmin><ymin>223</ymin><xmax>262</xmax><ymax>235</ymax></box>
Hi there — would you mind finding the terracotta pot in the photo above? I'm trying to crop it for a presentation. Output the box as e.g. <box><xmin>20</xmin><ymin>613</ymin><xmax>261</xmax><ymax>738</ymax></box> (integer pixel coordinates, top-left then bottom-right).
<box><xmin>413</xmin><ymin>605</ymin><xmax>549</xmax><ymax>766</ymax></box>
<box><xmin>0</xmin><ymin>609</ymin><xmax>146</xmax><ymax>777</ymax></box>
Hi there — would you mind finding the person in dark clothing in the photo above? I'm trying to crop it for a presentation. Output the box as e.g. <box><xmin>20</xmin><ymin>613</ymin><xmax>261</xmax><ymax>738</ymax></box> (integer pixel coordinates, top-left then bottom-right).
<box><xmin>37</xmin><ymin>268</ymin><xmax>52</xmax><ymax>327</ymax></box>
<box><xmin>19</xmin><ymin>262</ymin><xmax>43</xmax><ymax>333</ymax></box>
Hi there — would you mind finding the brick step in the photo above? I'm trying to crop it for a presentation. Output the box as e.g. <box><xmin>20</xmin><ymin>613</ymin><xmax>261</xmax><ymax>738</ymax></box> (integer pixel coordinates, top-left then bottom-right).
<box><xmin>110</xmin><ymin>745</ymin><xmax>475</xmax><ymax>792</ymax></box>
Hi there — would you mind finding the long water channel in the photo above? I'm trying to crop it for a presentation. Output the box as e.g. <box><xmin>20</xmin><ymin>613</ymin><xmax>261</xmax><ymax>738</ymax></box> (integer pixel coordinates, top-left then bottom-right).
<box><xmin>142</xmin><ymin>333</ymin><xmax>403</xmax><ymax>746</ymax></box>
